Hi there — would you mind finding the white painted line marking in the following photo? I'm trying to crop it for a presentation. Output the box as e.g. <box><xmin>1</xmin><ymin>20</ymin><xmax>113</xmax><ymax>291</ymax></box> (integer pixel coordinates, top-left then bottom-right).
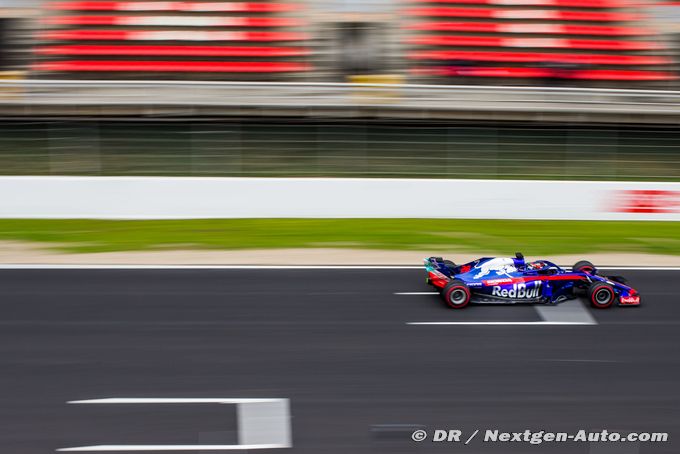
<box><xmin>58</xmin><ymin>444</ymin><xmax>285</xmax><ymax>451</ymax></box>
<box><xmin>407</xmin><ymin>321</ymin><xmax>595</xmax><ymax>325</ymax></box>
<box><xmin>0</xmin><ymin>264</ymin><xmax>424</xmax><ymax>270</ymax></box>
<box><xmin>394</xmin><ymin>292</ymin><xmax>438</xmax><ymax>295</ymax></box>
<box><xmin>238</xmin><ymin>399</ymin><xmax>291</xmax><ymax>448</ymax></box>
<box><xmin>543</xmin><ymin>359</ymin><xmax>618</xmax><ymax>363</ymax></box>
<box><xmin>61</xmin><ymin>398</ymin><xmax>291</xmax><ymax>452</ymax></box>
<box><xmin>0</xmin><ymin>264</ymin><xmax>678</xmax><ymax>270</ymax></box>
<box><xmin>400</xmin><ymin>291</ymin><xmax>598</xmax><ymax>325</ymax></box>
<box><xmin>535</xmin><ymin>299</ymin><xmax>597</xmax><ymax>325</ymax></box>
<box><xmin>68</xmin><ymin>398</ymin><xmax>280</xmax><ymax>404</ymax></box>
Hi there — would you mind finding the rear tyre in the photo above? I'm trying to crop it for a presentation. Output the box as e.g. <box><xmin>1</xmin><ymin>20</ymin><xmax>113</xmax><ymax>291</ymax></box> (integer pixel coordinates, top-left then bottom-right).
<box><xmin>441</xmin><ymin>280</ymin><xmax>471</xmax><ymax>309</ymax></box>
<box><xmin>573</xmin><ymin>260</ymin><xmax>596</xmax><ymax>274</ymax></box>
<box><xmin>588</xmin><ymin>282</ymin><xmax>615</xmax><ymax>309</ymax></box>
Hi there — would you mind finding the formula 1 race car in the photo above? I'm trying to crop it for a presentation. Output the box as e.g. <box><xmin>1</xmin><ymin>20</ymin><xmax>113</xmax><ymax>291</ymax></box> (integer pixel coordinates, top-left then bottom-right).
<box><xmin>424</xmin><ymin>253</ymin><xmax>640</xmax><ymax>309</ymax></box>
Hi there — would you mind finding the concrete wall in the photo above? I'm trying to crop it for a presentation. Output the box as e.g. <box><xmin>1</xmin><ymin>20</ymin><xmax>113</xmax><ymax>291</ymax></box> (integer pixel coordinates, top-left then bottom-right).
<box><xmin>2</xmin><ymin>176</ymin><xmax>680</xmax><ymax>220</ymax></box>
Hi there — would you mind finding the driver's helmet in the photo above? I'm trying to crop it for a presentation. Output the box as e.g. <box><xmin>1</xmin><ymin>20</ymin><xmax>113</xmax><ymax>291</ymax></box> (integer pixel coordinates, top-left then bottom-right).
<box><xmin>526</xmin><ymin>260</ymin><xmax>548</xmax><ymax>271</ymax></box>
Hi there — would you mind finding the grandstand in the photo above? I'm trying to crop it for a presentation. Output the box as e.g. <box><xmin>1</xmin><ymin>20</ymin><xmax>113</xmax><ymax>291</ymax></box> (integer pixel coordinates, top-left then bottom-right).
<box><xmin>405</xmin><ymin>0</ymin><xmax>677</xmax><ymax>83</ymax></box>
<box><xmin>20</xmin><ymin>0</ymin><xmax>680</xmax><ymax>85</ymax></box>
<box><xmin>33</xmin><ymin>1</ymin><xmax>313</xmax><ymax>79</ymax></box>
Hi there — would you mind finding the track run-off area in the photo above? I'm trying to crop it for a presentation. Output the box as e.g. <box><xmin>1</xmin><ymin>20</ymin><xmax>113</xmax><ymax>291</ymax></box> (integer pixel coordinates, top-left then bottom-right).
<box><xmin>0</xmin><ymin>267</ymin><xmax>678</xmax><ymax>453</ymax></box>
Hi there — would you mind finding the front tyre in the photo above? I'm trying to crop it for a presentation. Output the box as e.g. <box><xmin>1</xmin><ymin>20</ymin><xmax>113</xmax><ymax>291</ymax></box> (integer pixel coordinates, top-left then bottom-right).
<box><xmin>588</xmin><ymin>282</ymin><xmax>615</xmax><ymax>309</ymax></box>
<box><xmin>441</xmin><ymin>280</ymin><xmax>471</xmax><ymax>309</ymax></box>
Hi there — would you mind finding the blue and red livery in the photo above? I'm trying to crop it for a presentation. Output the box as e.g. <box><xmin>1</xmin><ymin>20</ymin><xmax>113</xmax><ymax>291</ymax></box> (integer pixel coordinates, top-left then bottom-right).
<box><xmin>425</xmin><ymin>253</ymin><xmax>640</xmax><ymax>309</ymax></box>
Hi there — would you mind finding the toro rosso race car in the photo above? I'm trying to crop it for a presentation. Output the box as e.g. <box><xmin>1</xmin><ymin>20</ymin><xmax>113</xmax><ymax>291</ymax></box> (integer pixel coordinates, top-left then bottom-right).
<box><xmin>425</xmin><ymin>253</ymin><xmax>640</xmax><ymax>309</ymax></box>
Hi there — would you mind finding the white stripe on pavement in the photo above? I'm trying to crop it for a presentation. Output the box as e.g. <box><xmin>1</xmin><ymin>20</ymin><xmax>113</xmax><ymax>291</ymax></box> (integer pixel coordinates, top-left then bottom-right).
<box><xmin>62</xmin><ymin>398</ymin><xmax>292</xmax><ymax>451</ymax></box>
<box><xmin>0</xmin><ymin>264</ymin><xmax>679</xmax><ymax>270</ymax></box>
<box><xmin>535</xmin><ymin>299</ymin><xmax>597</xmax><ymax>325</ymax></box>
<box><xmin>394</xmin><ymin>292</ymin><xmax>439</xmax><ymax>295</ymax></box>
<box><xmin>0</xmin><ymin>264</ymin><xmax>422</xmax><ymax>270</ymax></box>
<box><xmin>407</xmin><ymin>321</ymin><xmax>595</xmax><ymax>325</ymax></box>
<box><xmin>68</xmin><ymin>398</ymin><xmax>280</xmax><ymax>404</ymax></box>
<box><xmin>58</xmin><ymin>445</ymin><xmax>285</xmax><ymax>451</ymax></box>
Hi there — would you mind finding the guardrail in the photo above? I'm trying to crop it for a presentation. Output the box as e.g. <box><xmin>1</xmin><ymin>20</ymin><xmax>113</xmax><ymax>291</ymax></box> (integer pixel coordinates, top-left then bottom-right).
<box><xmin>1</xmin><ymin>80</ymin><xmax>680</xmax><ymax>116</ymax></box>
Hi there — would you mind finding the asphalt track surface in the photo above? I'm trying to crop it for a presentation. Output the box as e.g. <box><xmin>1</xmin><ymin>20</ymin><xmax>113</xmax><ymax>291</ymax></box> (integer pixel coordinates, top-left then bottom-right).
<box><xmin>1</xmin><ymin>268</ymin><xmax>678</xmax><ymax>454</ymax></box>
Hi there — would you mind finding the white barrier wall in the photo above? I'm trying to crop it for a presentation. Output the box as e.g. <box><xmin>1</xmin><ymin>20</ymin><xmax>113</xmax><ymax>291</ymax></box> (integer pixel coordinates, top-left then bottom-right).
<box><xmin>2</xmin><ymin>176</ymin><xmax>680</xmax><ymax>220</ymax></box>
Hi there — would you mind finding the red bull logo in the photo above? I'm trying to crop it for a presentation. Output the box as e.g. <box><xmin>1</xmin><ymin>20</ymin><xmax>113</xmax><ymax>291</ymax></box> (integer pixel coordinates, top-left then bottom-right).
<box><xmin>611</xmin><ymin>190</ymin><xmax>680</xmax><ymax>214</ymax></box>
<box><xmin>620</xmin><ymin>295</ymin><xmax>640</xmax><ymax>305</ymax></box>
<box><xmin>492</xmin><ymin>281</ymin><xmax>542</xmax><ymax>299</ymax></box>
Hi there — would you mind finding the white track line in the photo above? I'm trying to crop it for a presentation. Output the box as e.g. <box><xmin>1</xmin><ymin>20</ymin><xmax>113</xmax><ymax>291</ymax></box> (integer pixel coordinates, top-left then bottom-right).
<box><xmin>58</xmin><ymin>444</ymin><xmax>285</xmax><ymax>451</ymax></box>
<box><xmin>535</xmin><ymin>300</ymin><xmax>597</xmax><ymax>325</ymax></box>
<box><xmin>62</xmin><ymin>398</ymin><xmax>291</xmax><ymax>452</ymax></box>
<box><xmin>401</xmin><ymin>291</ymin><xmax>597</xmax><ymax>325</ymax></box>
<box><xmin>1</xmin><ymin>264</ymin><xmax>679</xmax><ymax>270</ymax></box>
<box><xmin>68</xmin><ymin>398</ymin><xmax>280</xmax><ymax>404</ymax></box>
<box><xmin>0</xmin><ymin>264</ymin><xmax>423</xmax><ymax>270</ymax></box>
<box><xmin>408</xmin><ymin>321</ymin><xmax>595</xmax><ymax>325</ymax></box>
<box><xmin>395</xmin><ymin>292</ymin><xmax>439</xmax><ymax>295</ymax></box>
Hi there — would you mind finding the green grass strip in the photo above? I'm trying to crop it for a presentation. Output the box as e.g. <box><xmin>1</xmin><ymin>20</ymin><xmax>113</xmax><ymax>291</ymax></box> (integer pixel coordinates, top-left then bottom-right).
<box><xmin>0</xmin><ymin>219</ymin><xmax>679</xmax><ymax>255</ymax></box>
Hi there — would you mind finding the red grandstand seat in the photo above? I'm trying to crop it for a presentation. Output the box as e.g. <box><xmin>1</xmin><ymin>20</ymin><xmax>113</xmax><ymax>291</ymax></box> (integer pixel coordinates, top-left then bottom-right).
<box><xmin>48</xmin><ymin>2</ymin><xmax>302</xmax><ymax>12</ymax></box>
<box><xmin>570</xmin><ymin>70</ymin><xmax>676</xmax><ymax>80</ymax></box>
<box><xmin>44</xmin><ymin>16</ymin><xmax>304</xmax><ymax>27</ymax></box>
<box><xmin>33</xmin><ymin>61</ymin><xmax>312</xmax><ymax>72</ymax></box>
<box><xmin>410</xmin><ymin>0</ymin><xmax>631</xmax><ymax>6</ymax></box>
<box><xmin>405</xmin><ymin>0</ymin><xmax>675</xmax><ymax>83</ymax></box>
<box><xmin>408</xmin><ymin>50</ymin><xmax>671</xmax><ymax>65</ymax></box>
<box><xmin>408</xmin><ymin>22</ymin><xmax>651</xmax><ymax>36</ymax></box>
<box><xmin>407</xmin><ymin>8</ymin><xmax>641</xmax><ymax>21</ymax></box>
<box><xmin>409</xmin><ymin>36</ymin><xmax>661</xmax><ymax>50</ymax></box>
<box><xmin>35</xmin><ymin>45</ymin><xmax>311</xmax><ymax>57</ymax></box>
<box><xmin>40</xmin><ymin>30</ymin><xmax>310</xmax><ymax>42</ymax></box>
<box><xmin>415</xmin><ymin>66</ymin><xmax>677</xmax><ymax>80</ymax></box>
<box><xmin>37</xmin><ymin>1</ymin><xmax>312</xmax><ymax>77</ymax></box>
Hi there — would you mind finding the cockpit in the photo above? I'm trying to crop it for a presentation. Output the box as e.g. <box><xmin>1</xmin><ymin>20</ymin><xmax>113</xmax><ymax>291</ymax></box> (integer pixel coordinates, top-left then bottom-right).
<box><xmin>526</xmin><ymin>260</ymin><xmax>548</xmax><ymax>271</ymax></box>
<box><xmin>525</xmin><ymin>260</ymin><xmax>559</xmax><ymax>275</ymax></box>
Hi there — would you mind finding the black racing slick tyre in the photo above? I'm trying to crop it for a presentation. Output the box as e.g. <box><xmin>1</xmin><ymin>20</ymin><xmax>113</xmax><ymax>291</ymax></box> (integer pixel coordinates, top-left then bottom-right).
<box><xmin>573</xmin><ymin>260</ymin><xmax>596</xmax><ymax>274</ymax></box>
<box><xmin>441</xmin><ymin>280</ymin><xmax>471</xmax><ymax>309</ymax></box>
<box><xmin>588</xmin><ymin>282</ymin><xmax>615</xmax><ymax>309</ymax></box>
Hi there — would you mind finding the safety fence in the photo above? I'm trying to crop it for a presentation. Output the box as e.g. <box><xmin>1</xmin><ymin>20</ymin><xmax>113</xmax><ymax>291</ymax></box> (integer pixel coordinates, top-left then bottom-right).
<box><xmin>1</xmin><ymin>120</ymin><xmax>680</xmax><ymax>181</ymax></box>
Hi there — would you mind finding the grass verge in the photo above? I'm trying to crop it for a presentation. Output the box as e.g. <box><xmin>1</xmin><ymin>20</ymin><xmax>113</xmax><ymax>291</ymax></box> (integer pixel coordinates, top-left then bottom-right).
<box><xmin>0</xmin><ymin>219</ymin><xmax>679</xmax><ymax>255</ymax></box>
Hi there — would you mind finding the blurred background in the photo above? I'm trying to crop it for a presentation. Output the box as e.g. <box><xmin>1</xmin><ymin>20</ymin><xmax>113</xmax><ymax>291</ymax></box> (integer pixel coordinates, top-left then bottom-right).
<box><xmin>4</xmin><ymin>0</ymin><xmax>680</xmax><ymax>84</ymax></box>
<box><xmin>0</xmin><ymin>0</ymin><xmax>678</xmax><ymax>183</ymax></box>
<box><xmin>1</xmin><ymin>4</ymin><xmax>680</xmax><ymax>453</ymax></box>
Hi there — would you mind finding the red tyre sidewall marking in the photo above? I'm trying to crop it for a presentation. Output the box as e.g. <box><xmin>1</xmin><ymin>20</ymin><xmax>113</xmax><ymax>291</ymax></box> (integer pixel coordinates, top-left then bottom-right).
<box><xmin>446</xmin><ymin>285</ymin><xmax>470</xmax><ymax>308</ymax></box>
<box><xmin>591</xmin><ymin>285</ymin><xmax>614</xmax><ymax>308</ymax></box>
